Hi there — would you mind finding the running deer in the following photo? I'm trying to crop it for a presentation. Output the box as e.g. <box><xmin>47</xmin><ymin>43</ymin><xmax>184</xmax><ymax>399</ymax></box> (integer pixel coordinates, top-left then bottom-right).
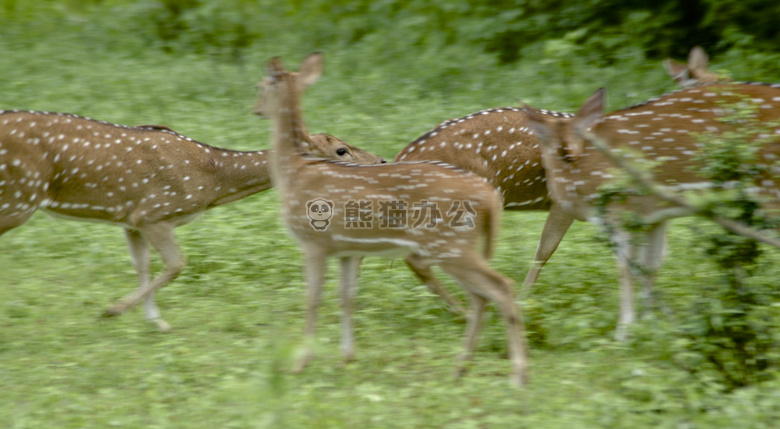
<box><xmin>0</xmin><ymin>111</ymin><xmax>384</xmax><ymax>331</ymax></box>
<box><xmin>663</xmin><ymin>46</ymin><xmax>731</xmax><ymax>88</ymax></box>
<box><xmin>254</xmin><ymin>52</ymin><xmax>528</xmax><ymax>386</ymax></box>
<box><xmin>395</xmin><ymin>107</ymin><xmax>577</xmax><ymax>309</ymax></box>
<box><xmin>523</xmin><ymin>83</ymin><xmax>780</xmax><ymax>340</ymax></box>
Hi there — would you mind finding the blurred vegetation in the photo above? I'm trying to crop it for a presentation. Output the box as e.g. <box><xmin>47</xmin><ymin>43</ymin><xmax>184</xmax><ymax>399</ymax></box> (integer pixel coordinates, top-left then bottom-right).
<box><xmin>0</xmin><ymin>1</ymin><xmax>779</xmax><ymax>427</ymax></box>
<box><xmin>2</xmin><ymin>0</ymin><xmax>779</xmax><ymax>124</ymax></box>
<box><xmin>2</xmin><ymin>0</ymin><xmax>780</xmax><ymax>67</ymax></box>
<box><xmin>677</xmin><ymin>101</ymin><xmax>780</xmax><ymax>389</ymax></box>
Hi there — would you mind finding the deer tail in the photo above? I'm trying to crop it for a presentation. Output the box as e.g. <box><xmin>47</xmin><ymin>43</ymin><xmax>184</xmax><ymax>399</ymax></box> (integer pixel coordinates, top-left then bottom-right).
<box><xmin>483</xmin><ymin>191</ymin><xmax>502</xmax><ymax>260</ymax></box>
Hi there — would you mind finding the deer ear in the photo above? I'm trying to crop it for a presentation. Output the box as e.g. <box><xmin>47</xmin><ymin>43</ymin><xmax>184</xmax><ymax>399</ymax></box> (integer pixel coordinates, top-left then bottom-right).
<box><xmin>663</xmin><ymin>58</ymin><xmax>689</xmax><ymax>84</ymax></box>
<box><xmin>522</xmin><ymin>105</ymin><xmax>550</xmax><ymax>143</ymax></box>
<box><xmin>688</xmin><ymin>46</ymin><xmax>709</xmax><ymax>71</ymax></box>
<box><xmin>299</xmin><ymin>52</ymin><xmax>323</xmax><ymax>87</ymax></box>
<box><xmin>266</xmin><ymin>57</ymin><xmax>285</xmax><ymax>81</ymax></box>
<box><xmin>523</xmin><ymin>105</ymin><xmax>580</xmax><ymax>162</ymax></box>
<box><xmin>567</xmin><ymin>88</ymin><xmax>605</xmax><ymax>158</ymax></box>
<box><xmin>574</xmin><ymin>88</ymin><xmax>604</xmax><ymax>130</ymax></box>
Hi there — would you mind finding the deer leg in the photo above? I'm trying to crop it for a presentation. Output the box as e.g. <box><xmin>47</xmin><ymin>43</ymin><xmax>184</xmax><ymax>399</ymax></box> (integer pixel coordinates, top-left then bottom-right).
<box><xmin>611</xmin><ymin>229</ymin><xmax>636</xmax><ymax>342</ymax></box>
<box><xmin>123</xmin><ymin>228</ymin><xmax>162</xmax><ymax>324</ymax></box>
<box><xmin>0</xmin><ymin>209</ymin><xmax>35</xmax><ymax>236</ymax></box>
<box><xmin>455</xmin><ymin>292</ymin><xmax>487</xmax><ymax>378</ymax></box>
<box><xmin>637</xmin><ymin>223</ymin><xmax>668</xmax><ymax>317</ymax></box>
<box><xmin>0</xmin><ymin>224</ymin><xmax>20</xmax><ymax>236</ymax></box>
<box><xmin>522</xmin><ymin>203</ymin><xmax>575</xmax><ymax>289</ymax></box>
<box><xmin>404</xmin><ymin>254</ymin><xmax>466</xmax><ymax>316</ymax></box>
<box><xmin>293</xmin><ymin>246</ymin><xmax>327</xmax><ymax>373</ymax></box>
<box><xmin>442</xmin><ymin>259</ymin><xmax>528</xmax><ymax>387</ymax></box>
<box><xmin>104</xmin><ymin>223</ymin><xmax>183</xmax><ymax>332</ymax></box>
<box><xmin>339</xmin><ymin>256</ymin><xmax>361</xmax><ymax>364</ymax></box>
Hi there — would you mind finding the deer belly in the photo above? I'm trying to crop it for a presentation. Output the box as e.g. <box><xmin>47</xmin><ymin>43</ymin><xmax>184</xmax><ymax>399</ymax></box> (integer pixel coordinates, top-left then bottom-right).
<box><xmin>329</xmin><ymin>234</ymin><xmax>419</xmax><ymax>258</ymax></box>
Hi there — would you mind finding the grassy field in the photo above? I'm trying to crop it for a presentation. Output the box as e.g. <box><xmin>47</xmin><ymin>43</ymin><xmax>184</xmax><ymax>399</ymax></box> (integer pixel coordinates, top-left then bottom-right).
<box><xmin>2</xmin><ymin>6</ymin><xmax>780</xmax><ymax>428</ymax></box>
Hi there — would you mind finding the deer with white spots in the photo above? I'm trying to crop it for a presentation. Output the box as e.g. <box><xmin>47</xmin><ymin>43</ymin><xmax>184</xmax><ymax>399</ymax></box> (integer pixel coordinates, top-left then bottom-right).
<box><xmin>391</xmin><ymin>47</ymin><xmax>734</xmax><ymax>311</ymax></box>
<box><xmin>523</xmin><ymin>83</ymin><xmax>780</xmax><ymax>340</ymax></box>
<box><xmin>0</xmin><ymin>110</ymin><xmax>384</xmax><ymax>331</ymax></box>
<box><xmin>394</xmin><ymin>107</ymin><xmax>577</xmax><ymax>311</ymax></box>
<box><xmin>254</xmin><ymin>52</ymin><xmax>528</xmax><ymax>387</ymax></box>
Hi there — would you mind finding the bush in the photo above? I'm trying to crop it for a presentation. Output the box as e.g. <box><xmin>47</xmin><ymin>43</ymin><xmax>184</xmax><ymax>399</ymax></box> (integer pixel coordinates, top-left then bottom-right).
<box><xmin>668</xmin><ymin>99</ymin><xmax>780</xmax><ymax>389</ymax></box>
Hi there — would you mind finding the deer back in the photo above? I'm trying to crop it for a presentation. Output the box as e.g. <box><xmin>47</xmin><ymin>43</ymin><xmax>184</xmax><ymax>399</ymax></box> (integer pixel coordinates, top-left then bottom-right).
<box><xmin>395</xmin><ymin>107</ymin><xmax>573</xmax><ymax>210</ymax></box>
<box><xmin>278</xmin><ymin>158</ymin><xmax>501</xmax><ymax>257</ymax></box>
<box><xmin>527</xmin><ymin>83</ymin><xmax>780</xmax><ymax>220</ymax></box>
<box><xmin>0</xmin><ymin>110</ymin><xmax>269</xmax><ymax>226</ymax></box>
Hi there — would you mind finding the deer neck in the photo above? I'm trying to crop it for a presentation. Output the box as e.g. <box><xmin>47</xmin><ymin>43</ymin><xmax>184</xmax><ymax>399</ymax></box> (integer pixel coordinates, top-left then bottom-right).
<box><xmin>268</xmin><ymin>82</ymin><xmax>312</xmax><ymax>191</ymax></box>
<box><xmin>205</xmin><ymin>147</ymin><xmax>274</xmax><ymax>208</ymax></box>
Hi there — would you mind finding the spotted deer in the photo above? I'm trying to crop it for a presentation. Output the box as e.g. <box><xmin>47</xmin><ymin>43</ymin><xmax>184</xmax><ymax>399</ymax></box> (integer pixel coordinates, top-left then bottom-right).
<box><xmin>395</xmin><ymin>107</ymin><xmax>577</xmax><ymax>309</ymax></box>
<box><xmin>388</xmin><ymin>46</ymin><xmax>733</xmax><ymax>312</ymax></box>
<box><xmin>254</xmin><ymin>52</ymin><xmax>528</xmax><ymax>386</ymax></box>
<box><xmin>663</xmin><ymin>45</ymin><xmax>731</xmax><ymax>88</ymax></box>
<box><xmin>0</xmin><ymin>110</ymin><xmax>384</xmax><ymax>331</ymax></box>
<box><xmin>523</xmin><ymin>83</ymin><xmax>780</xmax><ymax>340</ymax></box>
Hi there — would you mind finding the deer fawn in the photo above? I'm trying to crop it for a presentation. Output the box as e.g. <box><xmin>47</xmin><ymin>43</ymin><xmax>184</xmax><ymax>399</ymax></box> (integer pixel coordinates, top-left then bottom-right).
<box><xmin>254</xmin><ymin>52</ymin><xmax>528</xmax><ymax>387</ymax></box>
<box><xmin>523</xmin><ymin>83</ymin><xmax>780</xmax><ymax>340</ymax></box>
<box><xmin>664</xmin><ymin>46</ymin><xmax>731</xmax><ymax>88</ymax></box>
<box><xmin>0</xmin><ymin>110</ymin><xmax>383</xmax><ymax>331</ymax></box>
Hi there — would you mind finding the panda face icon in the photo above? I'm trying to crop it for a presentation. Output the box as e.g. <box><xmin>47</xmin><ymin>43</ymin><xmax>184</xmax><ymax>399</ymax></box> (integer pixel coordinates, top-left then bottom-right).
<box><xmin>306</xmin><ymin>199</ymin><xmax>334</xmax><ymax>230</ymax></box>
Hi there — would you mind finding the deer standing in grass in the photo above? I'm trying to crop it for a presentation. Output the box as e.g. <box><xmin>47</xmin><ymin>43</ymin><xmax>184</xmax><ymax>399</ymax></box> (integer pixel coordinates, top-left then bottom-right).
<box><xmin>523</xmin><ymin>83</ymin><xmax>780</xmax><ymax>340</ymax></box>
<box><xmin>0</xmin><ymin>110</ymin><xmax>383</xmax><ymax>331</ymax></box>
<box><xmin>254</xmin><ymin>52</ymin><xmax>528</xmax><ymax>387</ymax></box>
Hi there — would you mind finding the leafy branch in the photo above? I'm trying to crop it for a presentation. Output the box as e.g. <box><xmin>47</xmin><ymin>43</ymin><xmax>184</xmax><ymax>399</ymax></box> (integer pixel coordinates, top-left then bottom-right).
<box><xmin>584</xmin><ymin>129</ymin><xmax>780</xmax><ymax>249</ymax></box>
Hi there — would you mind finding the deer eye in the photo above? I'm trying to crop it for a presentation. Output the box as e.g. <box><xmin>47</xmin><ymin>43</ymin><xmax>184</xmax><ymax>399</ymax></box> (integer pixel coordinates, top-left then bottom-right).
<box><xmin>336</xmin><ymin>148</ymin><xmax>348</xmax><ymax>156</ymax></box>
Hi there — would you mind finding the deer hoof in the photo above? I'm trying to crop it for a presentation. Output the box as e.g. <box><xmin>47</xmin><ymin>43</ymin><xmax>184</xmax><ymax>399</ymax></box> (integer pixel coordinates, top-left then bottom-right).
<box><xmin>101</xmin><ymin>308</ymin><xmax>121</xmax><ymax>318</ymax></box>
<box><xmin>152</xmin><ymin>318</ymin><xmax>172</xmax><ymax>333</ymax></box>
<box><xmin>509</xmin><ymin>371</ymin><xmax>529</xmax><ymax>388</ymax></box>
<box><xmin>291</xmin><ymin>348</ymin><xmax>313</xmax><ymax>373</ymax></box>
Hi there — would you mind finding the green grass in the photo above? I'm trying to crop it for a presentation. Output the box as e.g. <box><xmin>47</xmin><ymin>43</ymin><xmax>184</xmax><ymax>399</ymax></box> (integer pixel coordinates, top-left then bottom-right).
<box><xmin>1</xmin><ymin>9</ymin><xmax>780</xmax><ymax>429</ymax></box>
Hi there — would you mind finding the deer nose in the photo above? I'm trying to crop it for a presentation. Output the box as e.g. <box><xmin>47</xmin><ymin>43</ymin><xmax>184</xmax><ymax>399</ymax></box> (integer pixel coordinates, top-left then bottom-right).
<box><xmin>379</xmin><ymin>157</ymin><xmax>387</xmax><ymax>164</ymax></box>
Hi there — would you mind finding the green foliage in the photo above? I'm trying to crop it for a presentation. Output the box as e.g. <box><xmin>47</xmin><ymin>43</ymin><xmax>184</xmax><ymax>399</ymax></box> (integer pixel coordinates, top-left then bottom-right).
<box><xmin>671</xmin><ymin>99</ymin><xmax>780</xmax><ymax>389</ymax></box>
<box><xmin>670</xmin><ymin>263</ymin><xmax>780</xmax><ymax>388</ymax></box>
<box><xmin>1</xmin><ymin>2</ymin><xmax>779</xmax><ymax>427</ymax></box>
<box><xmin>116</xmin><ymin>0</ymin><xmax>263</xmax><ymax>58</ymax></box>
<box><xmin>595</xmin><ymin>94</ymin><xmax>780</xmax><ymax>391</ymax></box>
<box><xmin>692</xmin><ymin>96</ymin><xmax>777</xmax><ymax>186</ymax></box>
<box><xmin>2</xmin><ymin>0</ymin><xmax>779</xmax><ymax>66</ymax></box>
<box><xmin>702</xmin><ymin>0</ymin><xmax>780</xmax><ymax>53</ymax></box>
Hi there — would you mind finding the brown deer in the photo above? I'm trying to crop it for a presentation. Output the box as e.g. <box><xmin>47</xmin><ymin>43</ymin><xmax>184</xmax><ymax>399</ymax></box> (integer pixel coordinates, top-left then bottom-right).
<box><xmin>523</xmin><ymin>83</ymin><xmax>780</xmax><ymax>340</ymax></box>
<box><xmin>395</xmin><ymin>107</ymin><xmax>577</xmax><ymax>310</ymax></box>
<box><xmin>0</xmin><ymin>111</ymin><xmax>384</xmax><ymax>331</ymax></box>
<box><xmin>663</xmin><ymin>46</ymin><xmax>731</xmax><ymax>88</ymax></box>
<box><xmin>254</xmin><ymin>52</ymin><xmax>528</xmax><ymax>386</ymax></box>
<box><xmin>391</xmin><ymin>46</ymin><xmax>734</xmax><ymax>312</ymax></box>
